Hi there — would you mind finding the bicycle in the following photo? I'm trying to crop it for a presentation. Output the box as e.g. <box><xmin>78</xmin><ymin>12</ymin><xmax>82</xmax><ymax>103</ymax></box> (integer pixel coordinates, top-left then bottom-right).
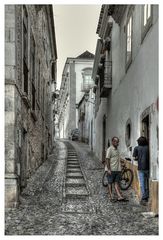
<box><xmin>102</xmin><ymin>158</ymin><xmax>134</xmax><ymax>190</ymax></box>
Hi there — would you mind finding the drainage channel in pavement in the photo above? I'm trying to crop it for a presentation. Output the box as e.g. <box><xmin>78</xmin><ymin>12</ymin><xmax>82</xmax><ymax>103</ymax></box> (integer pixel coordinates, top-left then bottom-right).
<box><xmin>61</xmin><ymin>142</ymin><xmax>92</xmax><ymax>214</ymax></box>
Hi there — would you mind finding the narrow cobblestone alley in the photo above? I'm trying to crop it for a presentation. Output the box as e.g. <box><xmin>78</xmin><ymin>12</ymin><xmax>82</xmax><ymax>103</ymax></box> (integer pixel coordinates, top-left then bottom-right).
<box><xmin>5</xmin><ymin>141</ymin><xmax>158</xmax><ymax>235</ymax></box>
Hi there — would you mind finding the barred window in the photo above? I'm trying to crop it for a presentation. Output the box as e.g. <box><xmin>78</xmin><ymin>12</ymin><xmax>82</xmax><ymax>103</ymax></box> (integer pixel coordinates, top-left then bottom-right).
<box><xmin>30</xmin><ymin>35</ymin><xmax>35</xmax><ymax>83</ymax></box>
<box><xmin>30</xmin><ymin>34</ymin><xmax>36</xmax><ymax>110</ymax></box>
<box><xmin>37</xmin><ymin>60</ymin><xmax>41</xmax><ymax>103</ymax></box>
<box><xmin>32</xmin><ymin>83</ymin><xmax>36</xmax><ymax>111</ymax></box>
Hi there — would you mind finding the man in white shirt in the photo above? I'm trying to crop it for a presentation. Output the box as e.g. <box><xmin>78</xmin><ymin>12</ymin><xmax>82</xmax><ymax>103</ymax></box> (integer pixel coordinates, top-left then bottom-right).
<box><xmin>106</xmin><ymin>137</ymin><xmax>127</xmax><ymax>202</ymax></box>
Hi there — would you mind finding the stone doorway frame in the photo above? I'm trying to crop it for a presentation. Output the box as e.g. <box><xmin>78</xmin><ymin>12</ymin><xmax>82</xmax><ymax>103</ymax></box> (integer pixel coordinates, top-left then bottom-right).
<box><xmin>102</xmin><ymin>114</ymin><xmax>106</xmax><ymax>162</ymax></box>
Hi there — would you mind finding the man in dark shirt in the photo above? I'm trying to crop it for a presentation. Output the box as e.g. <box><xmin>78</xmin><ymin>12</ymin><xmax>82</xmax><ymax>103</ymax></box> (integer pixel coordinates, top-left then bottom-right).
<box><xmin>133</xmin><ymin>136</ymin><xmax>149</xmax><ymax>205</ymax></box>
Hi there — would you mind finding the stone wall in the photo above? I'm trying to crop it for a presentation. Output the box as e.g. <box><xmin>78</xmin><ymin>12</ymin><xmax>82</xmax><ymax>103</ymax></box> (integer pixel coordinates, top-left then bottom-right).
<box><xmin>5</xmin><ymin>5</ymin><xmax>57</xmax><ymax>207</ymax></box>
<box><xmin>5</xmin><ymin>5</ymin><xmax>19</xmax><ymax>207</ymax></box>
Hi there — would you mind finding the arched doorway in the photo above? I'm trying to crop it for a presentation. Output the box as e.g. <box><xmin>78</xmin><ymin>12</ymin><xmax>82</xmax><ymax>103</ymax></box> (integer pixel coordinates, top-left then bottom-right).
<box><xmin>102</xmin><ymin>115</ymin><xmax>106</xmax><ymax>162</ymax></box>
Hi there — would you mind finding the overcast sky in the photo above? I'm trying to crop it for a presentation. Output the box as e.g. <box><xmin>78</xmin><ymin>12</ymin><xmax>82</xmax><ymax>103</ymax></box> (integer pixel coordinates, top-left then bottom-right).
<box><xmin>53</xmin><ymin>5</ymin><xmax>101</xmax><ymax>89</ymax></box>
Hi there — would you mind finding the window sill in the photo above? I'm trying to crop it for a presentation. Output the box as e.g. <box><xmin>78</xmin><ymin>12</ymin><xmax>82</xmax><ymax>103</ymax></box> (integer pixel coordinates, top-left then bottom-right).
<box><xmin>141</xmin><ymin>21</ymin><xmax>152</xmax><ymax>44</ymax></box>
<box><xmin>125</xmin><ymin>58</ymin><xmax>132</xmax><ymax>73</ymax></box>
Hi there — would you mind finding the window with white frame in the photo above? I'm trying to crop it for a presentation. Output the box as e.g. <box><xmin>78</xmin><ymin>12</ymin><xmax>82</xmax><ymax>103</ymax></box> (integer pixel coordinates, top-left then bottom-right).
<box><xmin>126</xmin><ymin>15</ymin><xmax>133</xmax><ymax>68</ymax></box>
<box><xmin>143</xmin><ymin>4</ymin><xmax>151</xmax><ymax>26</ymax></box>
<box><xmin>142</xmin><ymin>4</ymin><xmax>152</xmax><ymax>41</ymax></box>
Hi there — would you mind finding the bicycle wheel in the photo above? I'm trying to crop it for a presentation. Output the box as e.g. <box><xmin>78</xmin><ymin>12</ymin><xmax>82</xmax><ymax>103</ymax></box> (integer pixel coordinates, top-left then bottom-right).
<box><xmin>119</xmin><ymin>169</ymin><xmax>133</xmax><ymax>190</ymax></box>
<box><xmin>102</xmin><ymin>171</ymin><xmax>108</xmax><ymax>187</ymax></box>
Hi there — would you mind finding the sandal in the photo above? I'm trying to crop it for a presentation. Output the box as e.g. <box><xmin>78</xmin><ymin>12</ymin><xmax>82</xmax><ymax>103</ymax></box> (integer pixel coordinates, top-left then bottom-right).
<box><xmin>117</xmin><ymin>198</ymin><xmax>129</xmax><ymax>202</ymax></box>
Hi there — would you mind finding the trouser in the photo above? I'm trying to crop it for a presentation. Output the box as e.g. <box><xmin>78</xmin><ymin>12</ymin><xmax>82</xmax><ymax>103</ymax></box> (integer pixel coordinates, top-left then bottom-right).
<box><xmin>138</xmin><ymin>170</ymin><xmax>149</xmax><ymax>200</ymax></box>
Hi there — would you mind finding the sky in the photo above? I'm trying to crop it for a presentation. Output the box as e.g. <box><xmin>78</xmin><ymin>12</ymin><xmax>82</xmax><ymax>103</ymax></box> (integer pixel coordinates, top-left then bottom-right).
<box><xmin>53</xmin><ymin>5</ymin><xmax>101</xmax><ymax>89</ymax></box>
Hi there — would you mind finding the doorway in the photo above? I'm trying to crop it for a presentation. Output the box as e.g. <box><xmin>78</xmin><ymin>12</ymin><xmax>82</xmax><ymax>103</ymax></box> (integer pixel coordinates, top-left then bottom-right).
<box><xmin>141</xmin><ymin>111</ymin><xmax>150</xmax><ymax>199</ymax></box>
<box><xmin>141</xmin><ymin>114</ymin><xmax>150</xmax><ymax>141</ymax></box>
<box><xmin>102</xmin><ymin>115</ymin><xmax>106</xmax><ymax>162</ymax></box>
<box><xmin>91</xmin><ymin>119</ymin><xmax>93</xmax><ymax>150</ymax></box>
<box><xmin>20</xmin><ymin>128</ymin><xmax>27</xmax><ymax>190</ymax></box>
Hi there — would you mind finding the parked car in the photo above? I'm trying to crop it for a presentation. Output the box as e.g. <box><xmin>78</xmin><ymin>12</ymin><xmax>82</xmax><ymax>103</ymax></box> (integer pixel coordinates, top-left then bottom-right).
<box><xmin>71</xmin><ymin>128</ymin><xmax>79</xmax><ymax>141</ymax></box>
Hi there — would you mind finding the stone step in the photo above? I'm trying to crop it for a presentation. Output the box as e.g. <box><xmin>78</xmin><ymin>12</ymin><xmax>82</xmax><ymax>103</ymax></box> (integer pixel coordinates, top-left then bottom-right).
<box><xmin>67</xmin><ymin>167</ymin><xmax>81</xmax><ymax>171</ymax></box>
<box><xmin>67</xmin><ymin>159</ymin><xmax>78</xmax><ymax>161</ymax></box>
<box><xmin>66</xmin><ymin>175</ymin><xmax>84</xmax><ymax>179</ymax></box>
<box><xmin>65</xmin><ymin>182</ymin><xmax>86</xmax><ymax>187</ymax></box>
<box><xmin>67</xmin><ymin>165</ymin><xmax>80</xmax><ymax>168</ymax></box>
<box><xmin>67</xmin><ymin>161</ymin><xmax>79</xmax><ymax>164</ymax></box>
<box><xmin>67</xmin><ymin>170</ymin><xmax>81</xmax><ymax>174</ymax></box>
<box><xmin>66</xmin><ymin>178</ymin><xmax>85</xmax><ymax>185</ymax></box>
<box><xmin>67</xmin><ymin>163</ymin><xmax>79</xmax><ymax>167</ymax></box>
<box><xmin>67</xmin><ymin>158</ymin><xmax>78</xmax><ymax>160</ymax></box>
<box><xmin>66</xmin><ymin>172</ymin><xmax>83</xmax><ymax>177</ymax></box>
<box><xmin>65</xmin><ymin>193</ymin><xmax>89</xmax><ymax>200</ymax></box>
<box><xmin>67</xmin><ymin>158</ymin><xmax>78</xmax><ymax>161</ymax></box>
<box><xmin>67</xmin><ymin>166</ymin><xmax>81</xmax><ymax>169</ymax></box>
<box><xmin>68</xmin><ymin>154</ymin><xmax>77</xmax><ymax>156</ymax></box>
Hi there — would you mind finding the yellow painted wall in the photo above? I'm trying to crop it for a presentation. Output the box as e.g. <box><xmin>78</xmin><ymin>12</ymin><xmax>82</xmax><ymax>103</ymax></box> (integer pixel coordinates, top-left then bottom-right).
<box><xmin>122</xmin><ymin>159</ymin><xmax>159</xmax><ymax>215</ymax></box>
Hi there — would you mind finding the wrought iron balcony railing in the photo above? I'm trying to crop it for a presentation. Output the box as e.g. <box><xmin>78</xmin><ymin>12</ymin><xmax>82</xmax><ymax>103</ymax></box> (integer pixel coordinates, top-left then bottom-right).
<box><xmin>100</xmin><ymin>60</ymin><xmax>112</xmax><ymax>97</ymax></box>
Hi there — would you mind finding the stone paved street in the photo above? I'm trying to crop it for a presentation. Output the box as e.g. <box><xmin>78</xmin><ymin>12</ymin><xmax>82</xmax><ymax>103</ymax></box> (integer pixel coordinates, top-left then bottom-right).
<box><xmin>5</xmin><ymin>140</ymin><xmax>158</xmax><ymax>235</ymax></box>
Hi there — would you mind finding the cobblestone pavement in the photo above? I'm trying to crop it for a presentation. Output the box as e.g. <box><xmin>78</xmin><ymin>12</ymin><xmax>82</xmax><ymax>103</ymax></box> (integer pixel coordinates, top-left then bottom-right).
<box><xmin>5</xmin><ymin>140</ymin><xmax>159</xmax><ymax>235</ymax></box>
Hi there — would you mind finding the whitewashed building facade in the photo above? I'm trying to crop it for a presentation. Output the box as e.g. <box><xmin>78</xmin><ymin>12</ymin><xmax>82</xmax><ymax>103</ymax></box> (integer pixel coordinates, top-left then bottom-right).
<box><xmin>92</xmin><ymin>5</ymin><xmax>159</xmax><ymax>213</ymax></box>
<box><xmin>58</xmin><ymin>51</ymin><xmax>94</xmax><ymax>140</ymax></box>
